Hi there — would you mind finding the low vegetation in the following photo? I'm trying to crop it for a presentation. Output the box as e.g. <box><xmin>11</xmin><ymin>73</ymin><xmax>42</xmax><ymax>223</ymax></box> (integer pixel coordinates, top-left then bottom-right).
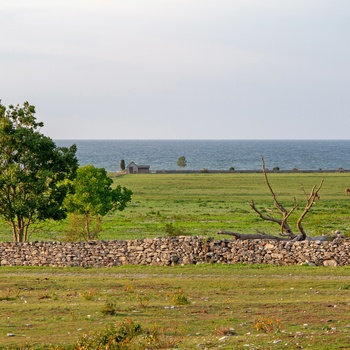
<box><xmin>0</xmin><ymin>265</ymin><xmax>349</xmax><ymax>349</ymax></box>
<box><xmin>0</xmin><ymin>172</ymin><xmax>349</xmax><ymax>242</ymax></box>
<box><xmin>0</xmin><ymin>170</ymin><xmax>349</xmax><ymax>348</ymax></box>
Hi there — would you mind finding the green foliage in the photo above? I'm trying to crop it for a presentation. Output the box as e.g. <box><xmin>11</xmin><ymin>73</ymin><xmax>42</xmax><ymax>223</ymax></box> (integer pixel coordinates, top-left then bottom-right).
<box><xmin>120</xmin><ymin>159</ymin><xmax>125</xmax><ymax>171</ymax></box>
<box><xmin>171</xmin><ymin>289</ymin><xmax>191</xmax><ymax>305</ymax></box>
<box><xmin>63</xmin><ymin>213</ymin><xmax>102</xmax><ymax>241</ymax></box>
<box><xmin>76</xmin><ymin>319</ymin><xmax>142</xmax><ymax>349</ymax></box>
<box><xmin>65</xmin><ymin>165</ymin><xmax>132</xmax><ymax>240</ymax></box>
<box><xmin>177</xmin><ymin>155</ymin><xmax>187</xmax><ymax>169</ymax></box>
<box><xmin>135</xmin><ymin>293</ymin><xmax>149</xmax><ymax>308</ymax></box>
<box><xmin>82</xmin><ymin>288</ymin><xmax>99</xmax><ymax>301</ymax></box>
<box><xmin>0</xmin><ymin>101</ymin><xmax>78</xmax><ymax>241</ymax></box>
<box><xmin>101</xmin><ymin>300</ymin><xmax>119</xmax><ymax>316</ymax></box>
<box><xmin>0</xmin><ymin>265</ymin><xmax>350</xmax><ymax>348</ymax></box>
<box><xmin>1</xmin><ymin>172</ymin><xmax>350</xmax><ymax>241</ymax></box>
<box><xmin>164</xmin><ymin>223</ymin><xmax>187</xmax><ymax>237</ymax></box>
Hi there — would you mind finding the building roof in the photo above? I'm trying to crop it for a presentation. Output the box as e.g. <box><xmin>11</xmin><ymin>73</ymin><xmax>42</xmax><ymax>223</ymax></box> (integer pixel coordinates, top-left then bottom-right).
<box><xmin>126</xmin><ymin>161</ymin><xmax>150</xmax><ymax>169</ymax></box>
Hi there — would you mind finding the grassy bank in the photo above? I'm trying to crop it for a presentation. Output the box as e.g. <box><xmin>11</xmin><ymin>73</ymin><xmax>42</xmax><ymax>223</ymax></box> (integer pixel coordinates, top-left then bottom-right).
<box><xmin>0</xmin><ymin>172</ymin><xmax>350</xmax><ymax>241</ymax></box>
<box><xmin>0</xmin><ymin>265</ymin><xmax>349</xmax><ymax>349</ymax></box>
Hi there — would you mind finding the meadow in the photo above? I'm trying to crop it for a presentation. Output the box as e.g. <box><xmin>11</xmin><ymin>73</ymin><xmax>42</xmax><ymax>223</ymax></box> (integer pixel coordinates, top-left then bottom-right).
<box><xmin>1</xmin><ymin>172</ymin><xmax>349</xmax><ymax>242</ymax></box>
<box><xmin>0</xmin><ymin>173</ymin><xmax>349</xmax><ymax>349</ymax></box>
<box><xmin>0</xmin><ymin>265</ymin><xmax>349</xmax><ymax>349</ymax></box>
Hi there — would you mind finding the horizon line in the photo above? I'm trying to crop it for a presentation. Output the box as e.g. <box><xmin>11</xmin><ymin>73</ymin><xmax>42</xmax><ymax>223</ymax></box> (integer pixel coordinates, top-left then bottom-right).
<box><xmin>53</xmin><ymin>138</ymin><xmax>350</xmax><ymax>141</ymax></box>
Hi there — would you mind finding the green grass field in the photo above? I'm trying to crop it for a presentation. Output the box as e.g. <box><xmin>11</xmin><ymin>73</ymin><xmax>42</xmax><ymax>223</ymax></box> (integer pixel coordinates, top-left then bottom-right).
<box><xmin>0</xmin><ymin>173</ymin><xmax>349</xmax><ymax>349</ymax></box>
<box><xmin>0</xmin><ymin>265</ymin><xmax>349</xmax><ymax>349</ymax></box>
<box><xmin>1</xmin><ymin>172</ymin><xmax>348</xmax><ymax>242</ymax></box>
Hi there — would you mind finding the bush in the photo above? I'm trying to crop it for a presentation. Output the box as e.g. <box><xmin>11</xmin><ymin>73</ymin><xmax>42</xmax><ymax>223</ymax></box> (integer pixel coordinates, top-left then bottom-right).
<box><xmin>76</xmin><ymin>319</ymin><xmax>142</xmax><ymax>349</ymax></box>
<box><xmin>164</xmin><ymin>223</ymin><xmax>187</xmax><ymax>237</ymax></box>
<box><xmin>101</xmin><ymin>300</ymin><xmax>118</xmax><ymax>316</ymax></box>
<box><xmin>75</xmin><ymin>319</ymin><xmax>180</xmax><ymax>350</ymax></box>
<box><xmin>254</xmin><ymin>316</ymin><xmax>282</xmax><ymax>333</ymax></box>
<box><xmin>62</xmin><ymin>214</ymin><xmax>102</xmax><ymax>242</ymax></box>
<box><xmin>171</xmin><ymin>289</ymin><xmax>191</xmax><ymax>305</ymax></box>
<box><xmin>141</xmin><ymin>324</ymin><xmax>181</xmax><ymax>349</ymax></box>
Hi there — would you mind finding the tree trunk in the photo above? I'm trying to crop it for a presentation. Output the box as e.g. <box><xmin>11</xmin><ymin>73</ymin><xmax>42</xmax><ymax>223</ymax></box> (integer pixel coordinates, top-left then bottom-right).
<box><xmin>85</xmin><ymin>214</ymin><xmax>91</xmax><ymax>240</ymax></box>
<box><xmin>217</xmin><ymin>230</ymin><xmax>290</xmax><ymax>241</ymax></box>
<box><xmin>15</xmin><ymin>216</ymin><xmax>25</xmax><ymax>242</ymax></box>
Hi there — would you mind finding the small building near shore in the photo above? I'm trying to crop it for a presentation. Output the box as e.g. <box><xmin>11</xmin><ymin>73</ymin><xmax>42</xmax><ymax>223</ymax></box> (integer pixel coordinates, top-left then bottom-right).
<box><xmin>126</xmin><ymin>161</ymin><xmax>150</xmax><ymax>174</ymax></box>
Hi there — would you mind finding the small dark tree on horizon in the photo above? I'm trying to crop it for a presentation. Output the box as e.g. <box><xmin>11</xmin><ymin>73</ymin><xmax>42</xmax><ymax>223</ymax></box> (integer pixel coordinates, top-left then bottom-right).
<box><xmin>120</xmin><ymin>159</ymin><xmax>126</xmax><ymax>171</ymax></box>
<box><xmin>177</xmin><ymin>156</ymin><xmax>187</xmax><ymax>170</ymax></box>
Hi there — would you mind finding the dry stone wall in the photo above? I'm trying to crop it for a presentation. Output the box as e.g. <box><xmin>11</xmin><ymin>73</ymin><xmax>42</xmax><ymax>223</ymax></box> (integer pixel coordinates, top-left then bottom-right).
<box><xmin>0</xmin><ymin>236</ymin><xmax>349</xmax><ymax>267</ymax></box>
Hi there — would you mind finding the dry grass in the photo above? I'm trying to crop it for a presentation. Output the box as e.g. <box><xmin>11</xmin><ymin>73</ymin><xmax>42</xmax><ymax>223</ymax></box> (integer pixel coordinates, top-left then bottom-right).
<box><xmin>0</xmin><ymin>264</ymin><xmax>349</xmax><ymax>349</ymax></box>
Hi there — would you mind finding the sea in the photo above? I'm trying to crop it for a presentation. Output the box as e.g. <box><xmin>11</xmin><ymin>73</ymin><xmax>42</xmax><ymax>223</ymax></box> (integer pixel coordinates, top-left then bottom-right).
<box><xmin>55</xmin><ymin>140</ymin><xmax>350</xmax><ymax>172</ymax></box>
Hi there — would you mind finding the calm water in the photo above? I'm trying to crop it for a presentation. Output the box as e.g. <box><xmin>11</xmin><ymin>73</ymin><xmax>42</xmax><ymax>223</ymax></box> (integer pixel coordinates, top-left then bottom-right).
<box><xmin>55</xmin><ymin>140</ymin><xmax>350</xmax><ymax>172</ymax></box>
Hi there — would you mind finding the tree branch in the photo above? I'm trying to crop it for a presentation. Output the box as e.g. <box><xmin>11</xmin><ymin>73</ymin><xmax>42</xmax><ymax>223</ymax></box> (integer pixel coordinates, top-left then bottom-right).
<box><xmin>296</xmin><ymin>179</ymin><xmax>324</xmax><ymax>240</ymax></box>
<box><xmin>217</xmin><ymin>230</ymin><xmax>290</xmax><ymax>241</ymax></box>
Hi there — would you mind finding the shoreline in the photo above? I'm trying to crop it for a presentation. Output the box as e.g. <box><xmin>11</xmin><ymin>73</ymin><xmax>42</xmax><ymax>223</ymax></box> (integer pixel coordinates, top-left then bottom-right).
<box><xmin>150</xmin><ymin>169</ymin><xmax>350</xmax><ymax>174</ymax></box>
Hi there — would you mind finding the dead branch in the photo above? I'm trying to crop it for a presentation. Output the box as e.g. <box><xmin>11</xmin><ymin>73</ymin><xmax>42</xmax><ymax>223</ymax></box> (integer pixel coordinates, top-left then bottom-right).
<box><xmin>259</xmin><ymin>157</ymin><xmax>297</xmax><ymax>236</ymax></box>
<box><xmin>296</xmin><ymin>179</ymin><xmax>324</xmax><ymax>240</ymax></box>
<box><xmin>217</xmin><ymin>230</ymin><xmax>290</xmax><ymax>241</ymax></box>
<box><xmin>218</xmin><ymin>157</ymin><xmax>325</xmax><ymax>242</ymax></box>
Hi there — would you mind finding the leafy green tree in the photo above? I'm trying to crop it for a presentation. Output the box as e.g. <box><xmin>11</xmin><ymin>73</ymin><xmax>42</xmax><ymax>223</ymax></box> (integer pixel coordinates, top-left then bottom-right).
<box><xmin>120</xmin><ymin>159</ymin><xmax>126</xmax><ymax>171</ymax></box>
<box><xmin>177</xmin><ymin>156</ymin><xmax>187</xmax><ymax>170</ymax></box>
<box><xmin>65</xmin><ymin>165</ymin><xmax>133</xmax><ymax>240</ymax></box>
<box><xmin>0</xmin><ymin>101</ymin><xmax>78</xmax><ymax>242</ymax></box>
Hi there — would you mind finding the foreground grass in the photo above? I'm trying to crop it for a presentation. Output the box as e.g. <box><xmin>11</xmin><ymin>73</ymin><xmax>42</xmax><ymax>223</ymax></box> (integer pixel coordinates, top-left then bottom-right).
<box><xmin>1</xmin><ymin>172</ymin><xmax>349</xmax><ymax>242</ymax></box>
<box><xmin>0</xmin><ymin>265</ymin><xmax>349</xmax><ymax>349</ymax></box>
<box><xmin>0</xmin><ymin>173</ymin><xmax>349</xmax><ymax>348</ymax></box>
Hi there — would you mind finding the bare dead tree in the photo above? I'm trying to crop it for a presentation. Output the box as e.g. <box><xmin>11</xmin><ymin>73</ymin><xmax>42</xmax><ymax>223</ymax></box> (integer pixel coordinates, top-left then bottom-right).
<box><xmin>218</xmin><ymin>157</ymin><xmax>326</xmax><ymax>242</ymax></box>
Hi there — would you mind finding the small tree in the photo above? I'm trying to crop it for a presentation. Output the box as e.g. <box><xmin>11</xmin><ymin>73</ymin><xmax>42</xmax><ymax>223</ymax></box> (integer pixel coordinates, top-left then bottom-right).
<box><xmin>0</xmin><ymin>101</ymin><xmax>78</xmax><ymax>242</ymax></box>
<box><xmin>177</xmin><ymin>156</ymin><xmax>187</xmax><ymax>170</ymax></box>
<box><xmin>65</xmin><ymin>165</ymin><xmax>133</xmax><ymax>240</ymax></box>
<box><xmin>120</xmin><ymin>159</ymin><xmax>126</xmax><ymax>171</ymax></box>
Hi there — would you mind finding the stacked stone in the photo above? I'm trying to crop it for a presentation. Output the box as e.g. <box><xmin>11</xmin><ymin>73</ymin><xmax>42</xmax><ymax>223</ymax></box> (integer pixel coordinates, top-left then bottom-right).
<box><xmin>0</xmin><ymin>237</ymin><xmax>348</xmax><ymax>267</ymax></box>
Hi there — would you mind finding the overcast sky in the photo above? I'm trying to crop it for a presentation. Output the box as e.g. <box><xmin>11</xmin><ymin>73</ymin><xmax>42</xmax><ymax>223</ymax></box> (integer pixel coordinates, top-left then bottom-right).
<box><xmin>1</xmin><ymin>0</ymin><xmax>350</xmax><ymax>140</ymax></box>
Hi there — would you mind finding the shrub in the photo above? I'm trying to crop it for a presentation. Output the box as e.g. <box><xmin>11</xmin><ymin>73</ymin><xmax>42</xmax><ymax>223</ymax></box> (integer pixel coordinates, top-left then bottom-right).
<box><xmin>0</xmin><ymin>288</ymin><xmax>20</xmax><ymax>301</ymax></box>
<box><xmin>62</xmin><ymin>214</ymin><xmax>102</xmax><ymax>242</ymax></box>
<box><xmin>136</xmin><ymin>294</ymin><xmax>149</xmax><ymax>308</ymax></box>
<box><xmin>101</xmin><ymin>300</ymin><xmax>118</xmax><ymax>316</ymax></box>
<box><xmin>171</xmin><ymin>289</ymin><xmax>191</xmax><ymax>305</ymax></box>
<box><xmin>141</xmin><ymin>324</ymin><xmax>181</xmax><ymax>349</ymax></box>
<box><xmin>76</xmin><ymin>319</ymin><xmax>142</xmax><ymax>349</ymax></box>
<box><xmin>254</xmin><ymin>316</ymin><xmax>282</xmax><ymax>333</ymax></box>
<box><xmin>82</xmin><ymin>288</ymin><xmax>99</xmax><ymax>301</ymax></box>
<box><xmin>164</xmin><ymin>223</ymin><xmax>187</xmax><ymax>237</ymax></box>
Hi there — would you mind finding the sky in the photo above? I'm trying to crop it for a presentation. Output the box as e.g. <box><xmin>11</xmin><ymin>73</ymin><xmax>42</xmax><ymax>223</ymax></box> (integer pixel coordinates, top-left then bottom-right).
<box><xmin>1</xmin><ymin>0</ymin><xmax>350</xmax><ymax>140</ymax></box>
